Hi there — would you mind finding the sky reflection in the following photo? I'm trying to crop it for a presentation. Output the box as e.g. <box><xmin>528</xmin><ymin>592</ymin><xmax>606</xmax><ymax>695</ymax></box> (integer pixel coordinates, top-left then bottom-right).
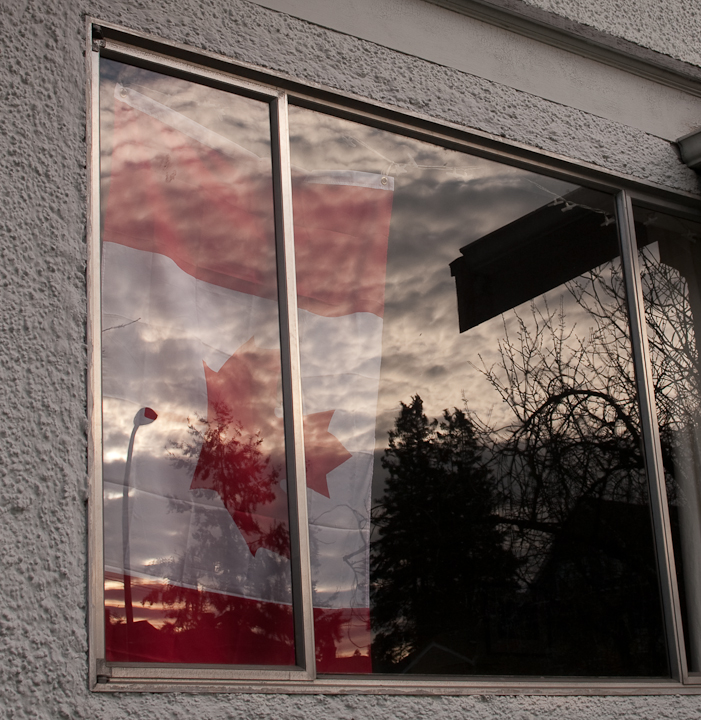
<box><xmin>288</xmin><ymin>106</ymin><xmax>584</xmax><ymax>454</ymax></box>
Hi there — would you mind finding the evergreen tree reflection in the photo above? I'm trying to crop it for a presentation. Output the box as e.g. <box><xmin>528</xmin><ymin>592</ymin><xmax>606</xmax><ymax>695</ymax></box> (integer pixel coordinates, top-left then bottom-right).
<box><xmin>371</xmin><ymin>397</ymin><xmax>518</xmax><ymax>672</ymax></box>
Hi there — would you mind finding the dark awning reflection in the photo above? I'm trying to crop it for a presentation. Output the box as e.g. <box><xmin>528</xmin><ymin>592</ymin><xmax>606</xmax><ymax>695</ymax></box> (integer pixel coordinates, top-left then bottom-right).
<box><xmin>450</xmin><ymin>188</ymin><xmax>648</xmax><ymax>332</ymax></box>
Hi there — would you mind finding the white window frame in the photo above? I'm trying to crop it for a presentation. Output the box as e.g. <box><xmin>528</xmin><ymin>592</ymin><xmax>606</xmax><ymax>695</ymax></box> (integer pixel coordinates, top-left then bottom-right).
<box><xmin>86</xmin><ymin>19</ymin><xmax>701</xmax><ymax>694</ymax></box>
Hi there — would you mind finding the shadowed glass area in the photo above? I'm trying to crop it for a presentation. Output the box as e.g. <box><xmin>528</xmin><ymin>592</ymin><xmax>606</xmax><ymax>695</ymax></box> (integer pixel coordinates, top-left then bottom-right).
<box><xmin>633</xmin><ymin>206</ymin><xmax>701</xmax><ymax>673</ymax></box>
<box><xmin>289</xmin><ymin>106</ymin><xmax>669</xmax><ymax>676</ymax></box>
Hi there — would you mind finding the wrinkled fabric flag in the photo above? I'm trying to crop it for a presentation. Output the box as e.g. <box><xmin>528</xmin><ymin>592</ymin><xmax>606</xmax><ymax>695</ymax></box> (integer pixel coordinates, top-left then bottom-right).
<box><xmin>101</xmin><ymin>80</ymin><xmax>393</xmax><ymax>671</ymax></box>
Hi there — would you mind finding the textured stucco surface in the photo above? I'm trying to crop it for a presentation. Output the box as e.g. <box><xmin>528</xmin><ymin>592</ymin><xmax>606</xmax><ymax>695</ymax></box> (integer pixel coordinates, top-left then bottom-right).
<box><xmin>521</xmin><ymin>0</ymin><xmax>701</xmax><ymax>68</ymax></box>
<box><xmin>1</xmin><ymin>0</ymin><xmax>700</xmax><ymax>717</ymax></box>
<box><xmin>250</xmin><ymin>0</ymin><xmax>701</xmax><ymax>140</ymax></box>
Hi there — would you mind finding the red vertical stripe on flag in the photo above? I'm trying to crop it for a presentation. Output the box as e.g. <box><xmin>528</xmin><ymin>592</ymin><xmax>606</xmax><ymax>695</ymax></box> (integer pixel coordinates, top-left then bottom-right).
<box><xmin>103</xmin><ymin>100</ymin><xmax>279</xmax><ymax>300</ymax></box>
<box><xmin>293</xmin><ymin>176</ymin><xmax>393</xmax><ymax>318</ymax></box>
<box><xmin>103</xmin><ymin>97</ymin><xmax>393</xmax><ymax>318</ymax></box>
<box><xmin>106</xmin><ymin>574</ymin><xmax>370</xmax><ymax>671</ymax></box>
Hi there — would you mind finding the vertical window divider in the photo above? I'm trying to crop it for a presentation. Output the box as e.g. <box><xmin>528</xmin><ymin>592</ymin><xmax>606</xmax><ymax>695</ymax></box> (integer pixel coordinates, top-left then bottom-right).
<box><xmin>270</xmin><ymin>92</ymin><xmax>317</xmax><ymax>679</ymax></box>
<box><xmin>616</xmin><ymin>189</ymin><xmax>688</xmax><ymax>682</ymax></box>
<box><xmin>87</xmin><ymin>38</ymin><xmax>106</xmax><ymax>687</ymax></box>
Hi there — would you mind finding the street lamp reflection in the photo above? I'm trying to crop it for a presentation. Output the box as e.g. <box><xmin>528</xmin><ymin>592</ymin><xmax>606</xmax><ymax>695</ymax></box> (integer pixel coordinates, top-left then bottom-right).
<box><xmin>122</xmin><ymin>408</ymin><xmax>158</xmax><ymax>631</ymax></box>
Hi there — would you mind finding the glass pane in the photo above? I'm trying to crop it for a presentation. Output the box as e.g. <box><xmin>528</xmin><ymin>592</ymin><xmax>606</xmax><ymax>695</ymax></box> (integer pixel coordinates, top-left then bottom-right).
<box><xmin>633</xmin><ymin>205</ymin><xmax>701</xmax><ymax>672</ymax></box>
<box><xmin>100</xmin><ymin>60</ymin><xmax>294</xmax><ymax>665</ymax></box>
<box><xmin>290</xmin><ymin>106</ymin><xmax>668</xmax><ymax>676</ymax></box>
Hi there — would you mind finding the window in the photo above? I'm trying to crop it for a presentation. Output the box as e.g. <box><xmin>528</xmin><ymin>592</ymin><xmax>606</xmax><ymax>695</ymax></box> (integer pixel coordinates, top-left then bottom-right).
<box><xmin>88</xmin><ymin>25</ymin><xmax>701</xmax><ymax>691</ymax></box>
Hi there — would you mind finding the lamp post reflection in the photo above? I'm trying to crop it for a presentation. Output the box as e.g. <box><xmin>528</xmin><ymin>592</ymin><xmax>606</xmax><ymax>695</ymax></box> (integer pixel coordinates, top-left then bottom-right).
<box><xmin>122</xmin><ymin>407</ymin><xmax>158</xmax><ymax>629</ymax></box>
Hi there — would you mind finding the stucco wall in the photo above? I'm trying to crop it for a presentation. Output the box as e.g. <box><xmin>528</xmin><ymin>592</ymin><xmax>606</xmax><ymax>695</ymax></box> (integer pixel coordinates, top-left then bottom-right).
<box><xmin>520</xmin><ymin>0</ymin><xmax>701</xmax><ymax>68</ymax></box>
<box><xmin>251</xmin><ymin>0</ymin><xmax>701</xmax><ymax>141</ymax></box>
<box><xmin>1</xmin><ymin>0</ymin><xmax>700</xmax><ymax>717</ymax></box>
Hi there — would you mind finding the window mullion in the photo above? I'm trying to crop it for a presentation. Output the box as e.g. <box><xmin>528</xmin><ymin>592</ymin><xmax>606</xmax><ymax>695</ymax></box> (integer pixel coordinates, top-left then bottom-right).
<box><xmin>88</xmin><ymin>42</ymin><xmax>107</xmax><ymax>685</ymax></box>
<box><xmin>270</xmin><ymin>91</ymin><xmax>317</xmax><ymax>679</ymax></box>
<box><xmin>615</xmin><ymin>189</ymin><xmax>687</xmax><ymax>682</ymax></box>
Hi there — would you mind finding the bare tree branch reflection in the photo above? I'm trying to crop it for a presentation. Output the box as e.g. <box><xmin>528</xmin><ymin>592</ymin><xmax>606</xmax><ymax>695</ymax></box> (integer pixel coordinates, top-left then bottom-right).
<box><xmin>372</xmin><ymin>257</ymin><xmax>675</xmax><ymax>675</ymax></box>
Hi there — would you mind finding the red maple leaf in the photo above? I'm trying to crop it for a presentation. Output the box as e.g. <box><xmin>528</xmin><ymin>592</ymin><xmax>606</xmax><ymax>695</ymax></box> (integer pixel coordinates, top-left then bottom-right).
<box><xmin>191</xmin><ymin>338</ymin><xmax>352</xmax><ymax>556</ymax></box>
<box><xmin>302</xmin><ymin>409</ymin><xmax>352</xmax><ymax>498</ymax></box>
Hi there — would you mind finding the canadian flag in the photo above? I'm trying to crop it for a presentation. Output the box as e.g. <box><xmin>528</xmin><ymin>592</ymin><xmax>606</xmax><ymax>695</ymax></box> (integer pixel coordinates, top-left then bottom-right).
<box><xmin>101</xmin><ymin>81</ymin><xmax>393</xmax><ymax>671</ymax></box>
